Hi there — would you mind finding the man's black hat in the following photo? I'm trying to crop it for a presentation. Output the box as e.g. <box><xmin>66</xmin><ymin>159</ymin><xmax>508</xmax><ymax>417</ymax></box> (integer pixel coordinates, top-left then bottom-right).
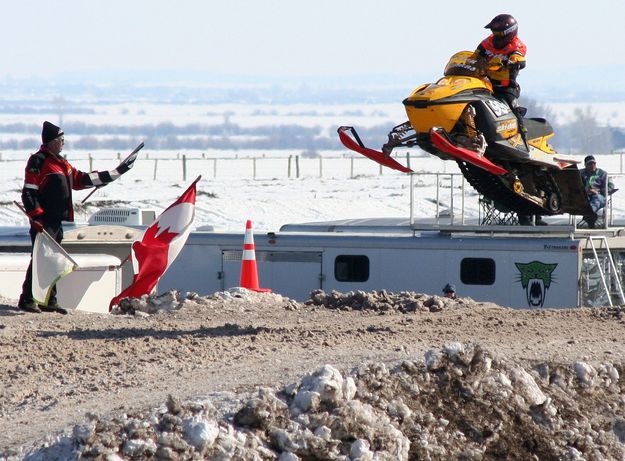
<box><xmin>42</xmin><ymin>121</ymin><xmax>64</xmax><ymax>144</ymax></box>
<box><xmin>584</xmin><ymin>155</ymin><xmax>596</xmax><ymax>165</ymax></box>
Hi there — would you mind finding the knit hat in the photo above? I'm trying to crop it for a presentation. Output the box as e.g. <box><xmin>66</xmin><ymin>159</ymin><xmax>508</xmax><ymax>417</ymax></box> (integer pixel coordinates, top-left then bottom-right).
<box><xmin>42</xmin><ymin>121</ymin><xmax>64</xmax><ymax>144</ymax></box>
<box><xmin>442</xmin><ymin>283</ymin><xmax>456</xmax><ymax>293</ymax></box>
<box><xmin>584</xmin><ymin>155</ymin><xmax>596</xmax><ymax>165</ymax></box>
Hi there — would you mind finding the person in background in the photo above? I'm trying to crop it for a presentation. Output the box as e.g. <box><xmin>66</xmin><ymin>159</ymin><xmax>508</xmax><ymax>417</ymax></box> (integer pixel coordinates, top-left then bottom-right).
<box><xmin>473</xmin><ymin>13</ymin><xmax>527</xmax><ymax>142</ymax></box>
<box><xmin>518</xmin><ymin>214</ymin><xmax>547</xmax><ymax>226</ymax></box>
<box><xmin>18</xmin><ymin>121</ymin><xmax>137</xmax><ymax>313</ymax></box>
<box><xmin>442</xmin><ymin>283</ymin><xmax>457</xmax><ymax>299</ymax></box>
<box><xmin>581</xmin><ymin>155</ymin><xmax>615</xmax><ymax>229</ymax></box>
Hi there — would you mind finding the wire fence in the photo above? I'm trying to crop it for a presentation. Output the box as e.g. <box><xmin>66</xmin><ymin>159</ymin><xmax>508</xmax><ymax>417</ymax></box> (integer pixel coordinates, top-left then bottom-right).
<box><xmin>3</xmin><ymin>148</ymin><xmax>625</xmax><ymax>182</ymax></box>
<box><xmin>0</xmin><ymin>153</ymin><xmax>421</xmax><ymax>182</ymax></box>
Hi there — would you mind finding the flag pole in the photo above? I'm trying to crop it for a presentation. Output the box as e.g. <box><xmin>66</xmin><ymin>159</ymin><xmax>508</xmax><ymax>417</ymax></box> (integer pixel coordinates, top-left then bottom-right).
<box><xmin>13</xmin><ymin>201</ymin><xmax>79</xmax><ymax>267</ymax></box>
<box><xmin>81</xmin><ymin>141</ymin><xmax>145</xmax><ymax>204</ymax></box>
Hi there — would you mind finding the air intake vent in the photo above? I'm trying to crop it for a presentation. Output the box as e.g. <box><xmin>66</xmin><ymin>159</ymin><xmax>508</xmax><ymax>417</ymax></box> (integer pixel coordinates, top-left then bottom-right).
<box><xmin>88</xmin><ymin>208</ymin><xmax>156</xmax><ymax>226</ymax></box>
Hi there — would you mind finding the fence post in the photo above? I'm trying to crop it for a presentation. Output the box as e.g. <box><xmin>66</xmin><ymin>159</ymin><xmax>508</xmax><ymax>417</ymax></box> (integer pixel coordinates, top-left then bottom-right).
<box><xmin>406</xmin><ymin>152</ymin><xmax>411</xmax><ymax>170</ymax></box>
<box><xmin>117</xmin><ymin>152</ymin><xmax>121</xmax><ymax>160</ymax></box>
<box><xmin>153</xmin><ymin>159</ymin><xmax>158</xmax><ymax>180</ymax></box>
<box><xmin>379</xmin><ymin>163</ymin><xmax>383</xmax><ymax>175</ymax></box>
<box><xmin>350</xmin><ymin>157</ymin><xmax>354</xmax><ymax>178</ymax></box>
<box><xmin>213</xmin><ymin>158</ymin><xmax>217</xmax><ymax>178</ymax></box>
<box><xmin>88</xmin><ymin>153</ymin><xmax>93</xmax><ymax>171</ymax></box>
<box><xmin>253</xmin><ymin>157</ymin><xmax>257</xmax><ymax>179</ymax></box>
<box><xmin>288</xmin><ymin>155</ymin><xmax>292</xmax><ymax>178</ymax></box>
<box><xmin>319</xmin><ymin>156</ymin><xmax>323</xmax><ymax>178</ymax></box>
<box><xmin>296</xmin><ymin>155</ymin><xmax>300</xmax><ymax>178</ymax></box>
<box><xmin>182</xmin><ymin>155</ymin><xmax>187</xmax><ymax>181</ymax></box>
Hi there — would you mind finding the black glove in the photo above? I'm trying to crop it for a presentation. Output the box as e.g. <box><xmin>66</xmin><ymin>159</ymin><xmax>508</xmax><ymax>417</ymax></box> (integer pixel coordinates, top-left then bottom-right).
<box><xmin>115</xmin><ymin>151</ymin><xmax>139</xmax><ymax>175</ymax></box>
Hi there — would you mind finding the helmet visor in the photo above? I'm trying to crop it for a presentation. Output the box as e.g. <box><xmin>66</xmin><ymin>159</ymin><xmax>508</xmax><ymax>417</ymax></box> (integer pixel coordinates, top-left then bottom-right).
<box><xmin>492</xmin><ymin>23</ymin><xmax>518</xmax><ymax>37</ymax></box>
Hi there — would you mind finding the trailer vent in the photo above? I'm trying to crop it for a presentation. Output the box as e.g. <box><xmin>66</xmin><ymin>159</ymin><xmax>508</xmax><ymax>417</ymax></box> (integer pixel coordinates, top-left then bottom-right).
<box><xmin>222</xmin><ymin>250</ymin><xmax>322</xmax><ymax>263</ymax></box>
<box><xmin>88</xmin><ymin>208</ymin><xmax>156</xmax><ymax>226</ymax></box>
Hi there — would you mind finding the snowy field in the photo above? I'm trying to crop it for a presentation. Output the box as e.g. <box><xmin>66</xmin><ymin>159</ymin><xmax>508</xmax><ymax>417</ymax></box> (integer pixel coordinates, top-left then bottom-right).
<box><xmin>1</xmin><ymin>99</ymin><xmax>625</xmax><ymax>231</ymax></box>
<box><xmin>2</xmin><ymin>147</ymin><xmax>625</xmax><ymax>232</ymax></box>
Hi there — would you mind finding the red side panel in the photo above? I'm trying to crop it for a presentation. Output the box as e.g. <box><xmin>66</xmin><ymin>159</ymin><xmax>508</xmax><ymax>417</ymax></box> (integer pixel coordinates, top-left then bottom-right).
<box><xmin>337</xmin><ymin>126</ymin><xmax>413</xmax><ymax>173</ymax></box>
<box><xmin>430</xmin><ymin>128</ymin><xmax>508</xmax><ymax>176</ymax></box>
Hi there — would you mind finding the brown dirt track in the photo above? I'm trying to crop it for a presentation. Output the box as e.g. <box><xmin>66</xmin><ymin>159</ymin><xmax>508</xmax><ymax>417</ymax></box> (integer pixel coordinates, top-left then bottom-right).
<box><xmin>1</xmin><ymin>289</ymin><xmax>625</xmax><ymax>459</ymax></box>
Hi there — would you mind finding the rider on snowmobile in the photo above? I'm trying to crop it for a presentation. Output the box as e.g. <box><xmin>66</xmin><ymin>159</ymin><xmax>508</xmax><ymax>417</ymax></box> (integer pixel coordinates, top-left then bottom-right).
<box><xmin>473</xmin><ymin>14</ymin><xmax>527</xmax><ymax>142</ymax></box>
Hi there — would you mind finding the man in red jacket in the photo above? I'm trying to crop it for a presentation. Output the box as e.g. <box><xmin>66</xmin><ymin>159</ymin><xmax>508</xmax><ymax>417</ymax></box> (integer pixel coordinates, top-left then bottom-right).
<box><xmin>18</xmin><ymin>121</ymin><xmax>137</xmax><ymax>313</ymax></box>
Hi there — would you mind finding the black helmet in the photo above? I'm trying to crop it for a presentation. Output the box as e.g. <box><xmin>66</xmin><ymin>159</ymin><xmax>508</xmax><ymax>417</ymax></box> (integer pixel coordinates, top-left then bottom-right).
<box><xmin>485</xmin><ymin>14</ymin><xmax>518</xmax><ymax>49</ymax></box>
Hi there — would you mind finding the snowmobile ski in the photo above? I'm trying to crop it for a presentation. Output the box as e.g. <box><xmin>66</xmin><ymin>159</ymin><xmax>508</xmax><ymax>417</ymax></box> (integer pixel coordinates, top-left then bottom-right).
<box><xmin>430</xmin><ymin>128</ymin><xmax>508</xmax><ymax>176</ymax></box>
<box><xmin>337</xmin><ymin>126</ymin><xmax>413</xmax><ymax>173</ymax></box>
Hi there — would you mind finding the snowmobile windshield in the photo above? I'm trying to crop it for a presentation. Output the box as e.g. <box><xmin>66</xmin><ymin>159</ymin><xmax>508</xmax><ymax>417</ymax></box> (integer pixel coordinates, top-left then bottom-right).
<box><xmin>444</xmin><ymin>52</ymin><xmax>486</xmax><ymax>78</ymax></box>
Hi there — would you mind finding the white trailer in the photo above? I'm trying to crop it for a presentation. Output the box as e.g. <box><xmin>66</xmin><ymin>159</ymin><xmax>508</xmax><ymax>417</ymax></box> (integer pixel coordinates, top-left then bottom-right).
<box><xmin>155</xmin><ymin>224</ymin><xmax>586</xmax><ymax>308</ymax></box>
<box><xmin>2</xmin><ymin>219</ymin><xmax>624</xmax><ymax>309</ymax></box>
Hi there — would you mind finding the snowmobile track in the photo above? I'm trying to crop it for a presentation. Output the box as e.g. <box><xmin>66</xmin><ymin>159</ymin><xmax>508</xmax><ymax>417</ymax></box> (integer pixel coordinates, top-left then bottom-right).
<box><xmin>458</xmin><ymin>161</ymin><xmax>548</xmax><ymax>217</ymax></box>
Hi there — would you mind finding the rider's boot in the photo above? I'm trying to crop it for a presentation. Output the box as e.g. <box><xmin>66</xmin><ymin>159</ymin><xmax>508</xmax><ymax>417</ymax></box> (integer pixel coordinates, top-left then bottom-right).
<box><xmin>513</xmin><ymin>107</ymin><xmax>529</xmax><ymax>151</ymax></box>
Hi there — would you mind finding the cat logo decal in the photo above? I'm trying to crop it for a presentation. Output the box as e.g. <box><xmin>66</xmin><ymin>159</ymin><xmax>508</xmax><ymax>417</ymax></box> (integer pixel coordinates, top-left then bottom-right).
<box><xmin>515</xmin><ymin>261</ymin><xmax>557</xmax><ymax>307</ymax></box>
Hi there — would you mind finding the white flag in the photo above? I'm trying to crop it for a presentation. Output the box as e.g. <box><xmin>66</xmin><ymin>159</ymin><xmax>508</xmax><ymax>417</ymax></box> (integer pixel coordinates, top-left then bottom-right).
<box><xmin>32</xmin><ymin>232</ymin><xmax>78</xmax><ymax>305</ymax></box>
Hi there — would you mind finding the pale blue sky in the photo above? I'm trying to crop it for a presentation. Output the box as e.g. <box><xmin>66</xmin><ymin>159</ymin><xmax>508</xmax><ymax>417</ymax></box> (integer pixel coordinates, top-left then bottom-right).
<box><xmin>4</xmin><ymin>0</ymin><xmax>624</xmax><ymax>81</ymax></box>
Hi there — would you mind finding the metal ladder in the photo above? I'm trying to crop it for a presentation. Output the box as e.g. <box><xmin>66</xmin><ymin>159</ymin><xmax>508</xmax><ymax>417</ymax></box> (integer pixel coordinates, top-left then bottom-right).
<box><xmin>586</xmin><ymin>235</ymin><xmax>625</xmax><ymax>306</ymax></box>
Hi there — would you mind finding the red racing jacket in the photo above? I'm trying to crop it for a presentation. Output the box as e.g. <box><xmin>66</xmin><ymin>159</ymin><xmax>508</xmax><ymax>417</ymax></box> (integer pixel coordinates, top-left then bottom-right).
<box><xmin>475</xmin><ymin>35</ymin><xmax>527</xmax><ymax>89</ymax></box>
<box><xmin>22</xmin><ymin>145</ymin><xmax>93</xmax><ymax>223</ymax></box>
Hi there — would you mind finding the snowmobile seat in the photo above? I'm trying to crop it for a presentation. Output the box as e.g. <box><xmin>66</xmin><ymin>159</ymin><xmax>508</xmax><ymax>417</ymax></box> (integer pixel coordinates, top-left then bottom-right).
<box><xmin>524</xmin><ymin>118</ymin><xmax>553</xmax><ymax>140</ymax></box>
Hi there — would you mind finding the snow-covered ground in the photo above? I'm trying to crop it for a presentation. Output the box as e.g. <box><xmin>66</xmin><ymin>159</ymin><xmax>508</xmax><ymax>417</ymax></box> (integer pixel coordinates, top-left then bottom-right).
<box><xmin>1</xmin><ymin>98</ymin><xmax>624</xmax><ymax>231</ymax></box>
<box><xmin>2</xmin><ymin>148</ymin><xmax>625</xmax><ymax>232</ymax></box>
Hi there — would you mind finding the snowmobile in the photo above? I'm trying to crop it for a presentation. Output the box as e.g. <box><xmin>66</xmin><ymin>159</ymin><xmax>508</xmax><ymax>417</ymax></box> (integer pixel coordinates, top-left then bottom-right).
<box><xmin>338</xmin><ymin>51</ymin><xmax>592</xmax><ymax>217</ymax></box>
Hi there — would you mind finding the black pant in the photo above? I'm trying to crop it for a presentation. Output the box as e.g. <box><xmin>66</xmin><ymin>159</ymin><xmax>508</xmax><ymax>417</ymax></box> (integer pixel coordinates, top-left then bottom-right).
<box><xmin>19</xmin><ymin>221</ymin><xmax>63</xmax><ymax>305</ymax></box>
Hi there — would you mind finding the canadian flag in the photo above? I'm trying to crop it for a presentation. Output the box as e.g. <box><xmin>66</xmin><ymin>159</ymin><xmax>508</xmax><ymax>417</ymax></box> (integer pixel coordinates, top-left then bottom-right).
<box><xmin>109</xmin><ymin>176</ymin><xmax>200</xmax><ymax>310</ymax></box>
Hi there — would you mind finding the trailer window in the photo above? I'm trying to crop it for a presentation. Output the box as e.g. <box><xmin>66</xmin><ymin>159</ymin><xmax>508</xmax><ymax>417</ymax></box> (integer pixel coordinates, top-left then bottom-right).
<box><xmin>335</xmin><ymin>255</ymin><xmax>369</xmax><ymax>282</ymax></box>
<box><xmin>460</xmin><ymin>258</ymin><xmax>495</xmax><ymax>285</ymax></box>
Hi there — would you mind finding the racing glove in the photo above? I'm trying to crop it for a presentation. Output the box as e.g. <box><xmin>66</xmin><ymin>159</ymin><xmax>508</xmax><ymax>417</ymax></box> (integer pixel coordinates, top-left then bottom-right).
<box><xmin>87</xmin><ymin>151</ymin><xmax>139</xmax><ymax>186</ymax></box>
<box><xmin>115</xmin><ymin>151</ymin><xmax>138</xmax><ymax>175</ymax></box>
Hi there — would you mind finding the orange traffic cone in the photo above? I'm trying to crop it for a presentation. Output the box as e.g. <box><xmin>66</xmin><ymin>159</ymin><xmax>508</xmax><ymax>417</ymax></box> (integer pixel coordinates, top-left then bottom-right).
<box><xmin>240</xmin><ymin>220</ymin><xmax>271</xmax><ymax>292</ymax></box>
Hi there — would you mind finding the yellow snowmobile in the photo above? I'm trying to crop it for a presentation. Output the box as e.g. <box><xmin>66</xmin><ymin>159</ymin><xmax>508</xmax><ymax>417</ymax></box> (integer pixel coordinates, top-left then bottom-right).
<box><xmin>338</xmin><ymin>51</ymin><xmax>592</xmax><ymax>217</ymax></box>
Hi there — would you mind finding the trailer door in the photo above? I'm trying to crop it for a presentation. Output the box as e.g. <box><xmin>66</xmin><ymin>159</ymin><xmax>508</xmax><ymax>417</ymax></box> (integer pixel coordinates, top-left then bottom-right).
<box><xmin>222</xmin><ymin>250</ymin><xmax>322</xmax><ymax>300</ymax></box>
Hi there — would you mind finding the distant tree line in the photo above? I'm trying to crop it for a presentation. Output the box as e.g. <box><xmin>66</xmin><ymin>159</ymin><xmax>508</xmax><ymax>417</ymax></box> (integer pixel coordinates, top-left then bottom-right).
<box><xmin>522</xmin><ymin>98</ymin><xmax>623</xmax><ymax>154</ymax></box>
<box><xmin>0</xmin><ymin>105</ymin><xmax>622</xmax><ymax>153</ymax></box>
<box><xmin>0</xmin><ymin>120</ymin><xmax>392</xmax><ymax>151</ymax></box>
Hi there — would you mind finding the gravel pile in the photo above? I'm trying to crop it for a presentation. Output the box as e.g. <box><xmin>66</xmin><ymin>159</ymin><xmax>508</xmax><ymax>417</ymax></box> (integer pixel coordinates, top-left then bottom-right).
<box><xmin>19</xmin><ymin>341</ymin><xmax>625</xmax><ymax>460</ymax></box>
<box><xmin>307</xmin><ymin>289</ymin><xmax>474</xmax><ymax>313</ymax></box>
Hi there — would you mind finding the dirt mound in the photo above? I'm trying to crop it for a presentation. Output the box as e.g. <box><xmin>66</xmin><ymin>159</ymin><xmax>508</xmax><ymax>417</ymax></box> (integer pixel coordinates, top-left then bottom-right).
<box><xmin>307</xmin><ymin>289</ymin><xmax>473</xmax><ymax>313</ymax></box>
<box><xmin>1</xmin><ymin>289</ymin><xmax>625</xmax><ymax>460</ymax></box>
<box><xmin>21</xmin><ymin>344</ymin><xmax>625</xmax><ymax>460</ymax></box>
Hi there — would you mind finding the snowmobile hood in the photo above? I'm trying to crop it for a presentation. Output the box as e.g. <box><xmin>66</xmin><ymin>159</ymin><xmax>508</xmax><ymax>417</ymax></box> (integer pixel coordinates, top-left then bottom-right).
<box><xmin>403</xmin><ymin>76</ymin><xmax>492</xmax><ymax>107</ymax></box>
